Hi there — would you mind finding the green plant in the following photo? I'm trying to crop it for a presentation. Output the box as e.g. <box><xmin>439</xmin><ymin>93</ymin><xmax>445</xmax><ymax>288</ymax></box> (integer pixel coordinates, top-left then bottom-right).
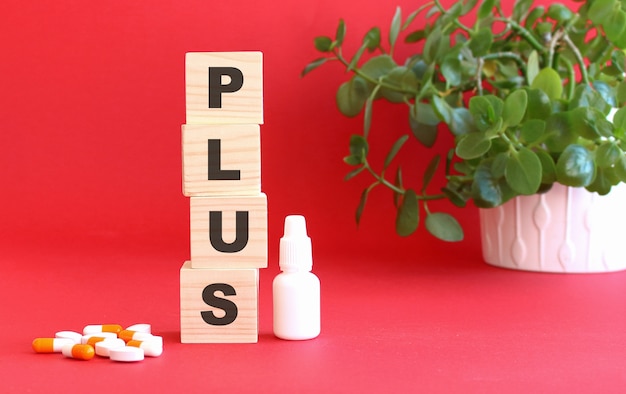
<box><xmin>303</xmin><ymin>0</ymin><xmax>626</xmax><ymax>241</ymax></box>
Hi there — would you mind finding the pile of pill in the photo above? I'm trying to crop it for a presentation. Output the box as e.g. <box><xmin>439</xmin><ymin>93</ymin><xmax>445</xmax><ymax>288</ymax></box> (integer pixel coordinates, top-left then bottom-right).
<box><xmin>32</xmin><ymin>323</ymin><xmax>162</xmax><ymax>362</ymax></box>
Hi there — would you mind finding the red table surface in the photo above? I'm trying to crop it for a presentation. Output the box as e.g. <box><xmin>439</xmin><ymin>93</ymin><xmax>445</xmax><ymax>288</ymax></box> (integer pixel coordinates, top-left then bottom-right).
<box><xmin>2</xmin><ymin>240</ymin><xmax>625</xmax><ymax>393</ymax></box>
<box><xmin>2</xmin><ymin>0</ymin><xmax>625</xmax><ymax>392</ymax></box>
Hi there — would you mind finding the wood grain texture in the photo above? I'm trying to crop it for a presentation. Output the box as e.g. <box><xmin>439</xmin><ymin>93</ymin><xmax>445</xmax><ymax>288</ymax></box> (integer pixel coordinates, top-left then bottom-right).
<box><xmin>185</xmin><ymin>52</ymin><xmax>263</xmax><ymax>125</ymax></box>
<box><xmin>182</xmin><ymin>124</ymin><xmax>261</xmax><ymax>197</ymax></box>
<box><xmin>180</xmin><ymin>261</ymin><xmax>258</xmax><ymax>343</ymax></box>
<box><xmin>190</xmin><ymin>193</ymin><xmax>267</xmax><ymax>268</ymax></box>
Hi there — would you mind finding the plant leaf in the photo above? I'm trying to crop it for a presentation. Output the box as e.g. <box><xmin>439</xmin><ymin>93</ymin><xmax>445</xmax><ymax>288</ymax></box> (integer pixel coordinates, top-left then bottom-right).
<box><xmin>450</xmin><ymin>107</ymin><xmax>477</xmax><ymax>136</ymax></box>
<box><xmin>423</xmin><ymin>26</ymin><xmax>446</xmax><ymax>64</ymax></box>
<box><xmin>513</xmin><ymin>0</ymin><xmax>533</xmax><ymax>22</ymax></box>
<box><xmin>587</xmin><ymin>167</ymin><xmax>619</xmax><ymax>195</ymax></box>
<box><xmin>336</xmin><ymin>76</ymin><xmax>368</xmax><ymax>117</ymax></box>
<box><xmin>547</xmin><ymin>3</ymin><xmax>574</xmax><ymax>24</ymax></box>
<box><xmin>363</xmin><ymin>84</ymin><xmax>381</xmax><ymax>138</ymax></box>
<box><xmin>469</xmin><ymin>96</ymin><xmax>495</xmax><ymax>131</ymax></box>
<box><xmin>613</xmin><ymin>106</ymin><xmax>626</xmax><ymax>129</ymax></box>
<box><xmin>425</xmin><ymin>212</ymin><xmax>464</xmax><ymax>242</ymax></box>
<box><xmin>422</xmin><ymin>154</ymin><xmax>441</xmax><ymax>193</ymax></box>
<box><xmin>503</xmin><ymin>89</ymin><xmax>528</xmax><ymax>127</ymax></box>
<box><xmin>344</xmin><ymin>166</ymin><xmax>366</xmax><ymax>180</ymax></box>
<box><xmin>364</xmin><ymin>27</ymin><xmax>381</xmax><ymax>51</ymax></box>
<box><xmin>505</xmin><ymin>147</ymin><xmax>542</xmax><ymax>195</ymax></box>
<box><xmin>555</xmin><ymin>144</ymin><xmax>596</xmax><ymax>187</ymax></box>
<box><xmin>355</xmin><ymin>187</ymin><xmax>370</xmax><ymax>226</ymax></box>
<box><xmin>301</xmin><ymin>57</ymin><xmax>329</xmax><ymax>77</ymax></box>
<box><xmin>478</xmin><ymin>0</ymin><xmax>496</xmax><ymax>19</ymax></box>
<box><xmin>614</xmin><ymin>154</ymin><xmax>626</xmax><ymax>182</ymax></box>
<box><xmin>396</xmin><ymin>189</ymin><xmax>419</xmax><ymax>236</ymax></box>
<box><xmin>520</xmin><ymin>119</ymin><xmax>546</xmax><ymax>144</ymax></box>
<box><xmin>536</xmin><ymin>150</ymin><xmax>556</xmax><ymax>183</ymax></box>
<box><xmin>432</xmin><ymin>95</ymin><xmax>454</xmax><ymax>124</ymax></box>
<box><xmin>525</xmin><ymin>88</ymin><xmax>552</xmax><ymax>120</ymax></box>
<box><xmin>442</xmin><ymin>186</ymin><xmax>468</xmax><ymax>207</ymax></box>
<box><xmin>393</xmin><ymin>167</ymin><xmax>403</xmax><ymax>208</ymax></box>
<box><xmin>545</xmin><ymin>112</ymin><xmax>576</xmax><ymax>152</ymax></box>
<box><xmin>347</xmin><ymin>43</ymin><xmax>368</xmax><ymax>71</ymax></box>
<box><xmin>526</xmin><ymin>50</ymin><xmax>540</xmax><ymax>85</ymax></box>
<box><xmin>314</xmin><ymin>36</ymin><xmax>333</xmax><ymax>52</ymax></box>
<box><xmin>596</xmin><ymin>141</ymin><xmax>622</xmax><ymax>168</ymax></box>
<box><xmin>456</xmin><ymin>132</ymin><xmax>492</xmax><ymax>160</ymax></box>
<box><xmin>441</xmin><ymin>57</ymin><xmax>462</xmax><ymax>86</ymax></box>
<box><xmin>468</xmin><ymin>28</ymin><xmax>493</xmax><ymax>57</ymax></box>
<box><xmin>409</xmin><ymin>103</ymin><xmax>439</xmax><ymax>147</ymax></box>
<box><xmin>405</xmin><ymin>29</ymin><xmax>426</xmax><ymax>43</ymax></box>
<box><xmin>530</xmin><ymin>68</ymin><xmax>563</xmax><ymax>100</ymax></box>
<box><xmin>360</xmin><ymin>55</ymin><xmax>397</xmax><ymax>80</ymax></box>
<box><xmin>347</xmin><ymin>134</ymin><xmax>369</xmax><ymax>165</ymax></box>
<box><xmin>335</xmin><ymin>19</ymin><xmax>346</xmax><ymax>46</ymax></box>
<box><xmin>384</xmin><ymin>135</ymin><xmax>409</xmax><ymax>169</ymax></box>
<box><xmin>525</xmin><ymin>6</ymin><xmax>545</xmax><ymax>28</ymax></box>
<box><xmin>389</xmin><ymin>7</ymin><xmax>402</xmax><ymax>49</ymax></box>
<box><xmin>471</xmin><ymin>160</ymin><xmax>503</xmax><ymax>208</ymax></box>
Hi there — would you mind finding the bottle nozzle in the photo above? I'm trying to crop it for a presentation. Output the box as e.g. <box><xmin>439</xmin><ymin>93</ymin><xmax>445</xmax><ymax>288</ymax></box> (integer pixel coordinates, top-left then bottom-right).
<box><xmin>279</xmin><ymin>215</ymin><xmax>312</xmax><ymax>271</ymax></box>
<box><xmin>284</xmin><ymin>215</ymin><xmax>307</xmax><ymax>238</ymax></box>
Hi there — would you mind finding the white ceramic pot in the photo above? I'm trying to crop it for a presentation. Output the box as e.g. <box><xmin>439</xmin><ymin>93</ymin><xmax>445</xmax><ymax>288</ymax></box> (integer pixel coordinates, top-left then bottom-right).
<box><xmin>479</xmin><ymin>183</ymin><xmax>626</xmax><ymax>273</ymax></box>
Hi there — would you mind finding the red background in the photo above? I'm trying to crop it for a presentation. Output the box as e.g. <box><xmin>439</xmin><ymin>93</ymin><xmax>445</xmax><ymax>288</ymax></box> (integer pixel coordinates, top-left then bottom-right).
<box><xmin>1</xmin><ymin>0</ymin><xmax>625</xmax><ymax>392</ymax></box>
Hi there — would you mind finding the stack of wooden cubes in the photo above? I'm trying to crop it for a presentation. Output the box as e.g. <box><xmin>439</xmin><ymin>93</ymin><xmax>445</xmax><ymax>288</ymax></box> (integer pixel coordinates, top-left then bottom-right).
<box><xmin>180</xmin><ymin>52</ymin><xmax>266</xmax><ymax>343</ymax></box>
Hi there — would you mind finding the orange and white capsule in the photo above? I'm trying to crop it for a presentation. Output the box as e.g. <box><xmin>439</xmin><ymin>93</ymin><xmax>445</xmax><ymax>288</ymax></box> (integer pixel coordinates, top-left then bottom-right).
<box><xmin>118</xmin><ymin>330</ymin><xmax>156</xmax><ymax>343</ymax></box>
<box><xmin>127</xmin><ymin>340</ymin><xmax>163</xmax><ymax>357</ymax></box>
<box><xmin>83</xmin><ymin>324</ymin><xmax>123</xmax><ymax>335</ymax></box>
<box><xmin>85</xmin><ymin>336</ymin><xmax>116</xmax><ymax>347</ymax></box>
<box><xmin>81</xmin><ymin>332</ymin><xmax>117</xmax><ymax>344</ymax></box>
<box><xmin>61</xmin><ymin>344</ymin><xmax>95</xmax><ymax>360</ymax></box>
<box><xmin>32</xmin><ymin>338</ymin><xmax>75</xmax><ymax>353</ymax></box>
<box><xmin>125</xmin><ymin>324</ymin><xmax>151</xmax><ymax>334</ymax></box>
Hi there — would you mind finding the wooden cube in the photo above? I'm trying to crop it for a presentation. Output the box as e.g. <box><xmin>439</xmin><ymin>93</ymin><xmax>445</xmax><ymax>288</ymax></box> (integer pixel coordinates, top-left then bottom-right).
<box><xmin>185</xmin><ymin>52</ymin><xmax>263</xmax><ymax>125</ymax></box>
<box><xmin>190</xmin><ymin>193</ymin><xmax>267</xmax><ymax>269</ymax></box>
<box><xmin>182</xmin><ymin>124</ymin><xmax>261</xmax><ymax>197</ymax></box>
<box><xmin>180</xmin><ymin>261</ymin><xmax>258</xmax><ymax>343</ymax></box>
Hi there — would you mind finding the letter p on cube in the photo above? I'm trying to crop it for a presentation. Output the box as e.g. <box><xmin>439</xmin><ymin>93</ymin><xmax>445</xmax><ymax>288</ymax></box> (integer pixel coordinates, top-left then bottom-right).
<box><xmin>185</xmin><ymin>52</ymin><xmax>263</xmax><ymax>125</ymax></box>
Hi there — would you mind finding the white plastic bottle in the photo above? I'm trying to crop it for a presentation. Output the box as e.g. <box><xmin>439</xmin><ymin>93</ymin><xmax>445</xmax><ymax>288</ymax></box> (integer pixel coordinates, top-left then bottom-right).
<box><xmin>273</xmin><ymin>215</ymin><xmax>321</xmax><ymax>340</ymax></box>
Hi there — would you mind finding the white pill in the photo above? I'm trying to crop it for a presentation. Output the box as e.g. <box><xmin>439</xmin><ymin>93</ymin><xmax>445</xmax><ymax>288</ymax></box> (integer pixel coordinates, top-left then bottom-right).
<box><xmin>55</xmin><ymin>331</ymin><xmax>82</xmax><ymax>344</ymax></box>
<box><xmin>81</xmin><ymin>332</ymin><xmax>117</xmax><ymax>344</ymax></box>
<box><xmin>137</xmin><ymin>334</ymin><xmax>162</xmax><ymax>347</ymax></box>
<box><xmin>95</xmin><ymin>338</ymin><xmax>126</xmax><ymax>357</ymax></box>
<box><xmin>125</xmin><ymin>324</ymin><xmax>151</xmax><ymax>334</ymax></box>
<box><xmin>109</xmin><ymin>346</ymin><xmax>144</xmax><ymax>362</ymax></box>
<box><xmin>127</xmin><ymin>340</ymin><xmax>163</xmax><ymax>357</ymax></box>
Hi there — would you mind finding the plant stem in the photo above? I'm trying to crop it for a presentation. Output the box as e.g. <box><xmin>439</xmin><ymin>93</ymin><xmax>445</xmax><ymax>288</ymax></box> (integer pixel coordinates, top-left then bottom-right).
<box><xmin>483</xmin><ymin>52</ymin><xmax>528</xmax><ymax>76</ymax></box>
<box><xmin>476</xmin><ymin>57</ymin><xmax>484</xmax><ymax>96</ymax></box>
<box><xmin>559</xmin><ymin>55</ymin><xmax>576</xmax><ymax>100</ymax></box>
<box><xmin>433</xmin><ymin>0</ymin><xmax>472</xmax><ymax>33</ymax></box>
<box><xmin>494</xmin><ymin>18</ymin><xmax>545</xmax><ymax>53</ymax></box>
<box><xmin>547</xmin><ymin>29</ymin><xmax>564</xmax><ymax>69</ymax></box>
<box><xmin>364</xmin><ymin>160</ymin><xmax>405</xmax><ymax>194</ymax></box>
<box><xmin>562</xmin><ymin>33</ymin><xmax>590</xmax><ymax>86</ymax></box>
<box><xmin>334</xmin><ymin>51</ymin><xmax>419</xmax><ymax>95</ymax></box>
<box><xmin>363</xmin><ymin>160</ymin><xmax>446</xmax><ymax>201</ymax></box>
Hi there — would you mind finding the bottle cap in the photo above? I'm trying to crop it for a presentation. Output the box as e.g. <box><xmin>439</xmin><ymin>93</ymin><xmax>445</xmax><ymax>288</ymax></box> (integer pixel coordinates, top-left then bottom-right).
<box><xmin>279</xmin><ymin>215</ymin><xmax>313</xmax><ymax>271</ymax></box>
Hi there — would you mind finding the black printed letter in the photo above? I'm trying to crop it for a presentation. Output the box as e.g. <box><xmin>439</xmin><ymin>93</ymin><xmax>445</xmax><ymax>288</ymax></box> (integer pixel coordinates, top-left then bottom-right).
<box><xmin>209</xmin><ymin>211</ymin><xmax>249</xmax><ymax>253</ymax></box>
<box><xmin>207</xmin><ymin>139</ymin><xmax>240</xmax><ymax>180</ymax></box>
<box><xmin>201</xmin><ymin>283</ymin><xmax>238</xmax><ymax>326</ymax></box>
<box><xmin>208</xmin><ymin>67</ymin><xmax>244</xmax><ymax>108</ymax></box>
